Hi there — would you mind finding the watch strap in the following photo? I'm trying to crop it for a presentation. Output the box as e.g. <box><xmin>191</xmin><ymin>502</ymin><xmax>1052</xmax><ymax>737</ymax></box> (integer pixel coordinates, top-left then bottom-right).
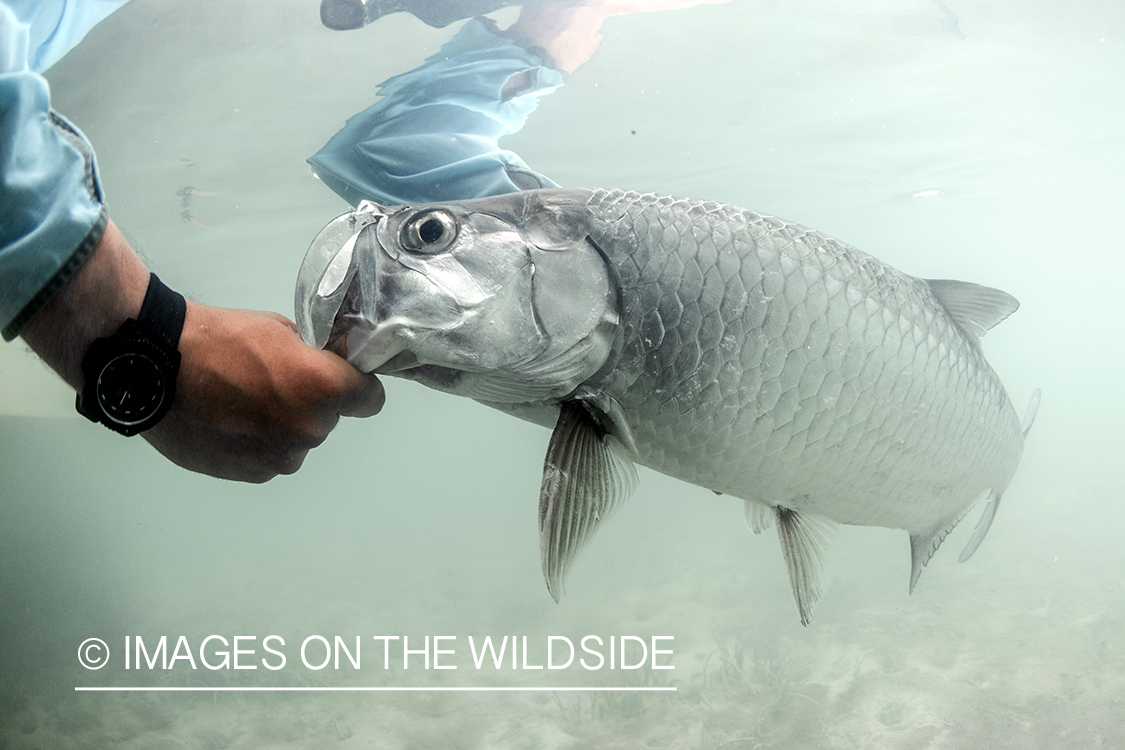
<box><xmin>136</xmin><ymin>273</ymin><xmax>187</xmax><ymax>352</ymax></box>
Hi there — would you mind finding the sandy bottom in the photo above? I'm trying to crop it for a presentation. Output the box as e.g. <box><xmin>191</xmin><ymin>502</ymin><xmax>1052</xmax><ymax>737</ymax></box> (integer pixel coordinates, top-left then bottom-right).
<box><xmin>2</xmin><ymin>539</ymin><xmax>1120</xmax><ymax>750</ymax></box>
<box><xmin>2</xmin><ymin>397</ymin><xmax>1119</xmax><ymax>750</ymax></box>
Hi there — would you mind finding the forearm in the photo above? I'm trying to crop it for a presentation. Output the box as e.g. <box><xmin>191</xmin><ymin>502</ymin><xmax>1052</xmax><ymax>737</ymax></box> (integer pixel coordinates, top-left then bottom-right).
<box><xmin>5</xmin><ymin>2</ymin><xmax>384</xmax><ymax>484</ymax></box>
<box><xmin>20</xmin><ymin>219</ymin><xmax>150</xmax><ymax>391</ymax></box>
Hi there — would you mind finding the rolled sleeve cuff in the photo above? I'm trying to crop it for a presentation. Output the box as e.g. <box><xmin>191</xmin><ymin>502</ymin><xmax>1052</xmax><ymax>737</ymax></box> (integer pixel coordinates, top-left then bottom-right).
<box><xmin>1</xmin><ymin>72</ymin><xmax>107</xmax><ymax>341</ymax></box>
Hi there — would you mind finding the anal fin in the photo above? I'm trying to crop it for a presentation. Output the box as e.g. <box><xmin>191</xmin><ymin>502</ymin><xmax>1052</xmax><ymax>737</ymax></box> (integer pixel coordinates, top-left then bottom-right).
<box><xmin>908</xmin><ymin>512</ymin><xmax>967</xmax><ymax>593</ymax></box>
<box><xmin>539</xmin><ymin>400</ymin><xmax>638</xmax><ymax>602</ymax></box>
<box><xmin>775</xmin><ymin>505</ymin><xmax>835</xmax><ymax>626</ymax></box>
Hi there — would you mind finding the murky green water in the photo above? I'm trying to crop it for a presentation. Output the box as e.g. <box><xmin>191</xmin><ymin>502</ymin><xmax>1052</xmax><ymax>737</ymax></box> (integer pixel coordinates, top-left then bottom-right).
<box><xmin>2</xmin><ymin>0</ymin><xmax>1123</xmax><ymax>747</ymax></box>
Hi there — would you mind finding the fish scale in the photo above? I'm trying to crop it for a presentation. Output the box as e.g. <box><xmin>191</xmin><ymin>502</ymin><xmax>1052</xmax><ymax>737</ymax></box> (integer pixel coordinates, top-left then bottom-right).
<box><xmin>296</xmin><ymin>187</ymin><xmax>1036</xmax><ymax>623</ymax></box>
<box><xmin>583</xmin><ymin>188</ymin><xmax>1022</xmax><ymax>531</ymax></box>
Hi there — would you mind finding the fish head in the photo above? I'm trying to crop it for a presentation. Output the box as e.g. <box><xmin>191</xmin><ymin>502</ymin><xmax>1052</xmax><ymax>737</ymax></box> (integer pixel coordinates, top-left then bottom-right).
<box><xmin>295</xmin><ymin>191</ymin><xmax>617</xmax><ymax>403</ymax></box>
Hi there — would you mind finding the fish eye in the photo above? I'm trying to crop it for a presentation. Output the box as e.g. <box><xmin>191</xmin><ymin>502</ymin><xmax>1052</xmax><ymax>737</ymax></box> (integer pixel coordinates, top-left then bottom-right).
<box><xmin>419</xmin><ymin>218</ymin><xmax>444</xmax><ymax>243</ymax></box>
<box><xmin>401</xmin><ymin>210</ymin><xmax>457</xmax><ymax>253</ymax></box>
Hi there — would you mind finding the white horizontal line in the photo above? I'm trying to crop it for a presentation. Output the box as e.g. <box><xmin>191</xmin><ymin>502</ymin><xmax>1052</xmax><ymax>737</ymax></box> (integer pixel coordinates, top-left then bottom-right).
<box><xmin>75</xmin><ymin>686</ymin><xmax>676</xmax><ymax>692</ymax></box>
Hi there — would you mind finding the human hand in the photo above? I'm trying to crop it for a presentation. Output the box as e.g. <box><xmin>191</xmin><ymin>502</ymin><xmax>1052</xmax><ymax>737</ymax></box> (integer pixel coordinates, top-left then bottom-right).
<box><xmin>22</xmin><ymin>219</ymin><xmax>382</xmax><ymax>483</ymax></box>
<box><xmin>511</xmin><ymin>0</ymin><xmax>731</xmax><ymax>74</ymax></box>
<box><xmin>143</xmin><ymin>303</ymin><xmax>385</xmax><ymax>483</ymax></box>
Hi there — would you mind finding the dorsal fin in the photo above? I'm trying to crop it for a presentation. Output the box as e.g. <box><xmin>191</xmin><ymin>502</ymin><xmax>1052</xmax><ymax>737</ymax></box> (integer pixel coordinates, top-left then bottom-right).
<box><xmin>926</xmin><ymin>279</ymin><xmax>1019</xmax><ymax>346</ymax></box>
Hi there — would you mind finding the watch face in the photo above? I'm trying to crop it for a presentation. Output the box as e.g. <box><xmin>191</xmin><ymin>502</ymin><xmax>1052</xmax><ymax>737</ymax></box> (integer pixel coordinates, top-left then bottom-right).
<box><xmin>96</xmin><ymin>353</ymin><xmax>167</xmax><ymax>427</ymax></box>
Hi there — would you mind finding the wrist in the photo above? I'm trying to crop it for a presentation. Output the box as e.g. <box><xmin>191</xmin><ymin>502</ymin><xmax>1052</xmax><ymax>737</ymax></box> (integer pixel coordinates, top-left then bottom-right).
<box><xmin>21</xmin><ymin>220</ymin><xmax>150</xmax><ymax>390</ymax></box>
<box><xmin>74</xmin><ymin>274</ymin><xmax>186</xmax><ymax>436</ymax></box>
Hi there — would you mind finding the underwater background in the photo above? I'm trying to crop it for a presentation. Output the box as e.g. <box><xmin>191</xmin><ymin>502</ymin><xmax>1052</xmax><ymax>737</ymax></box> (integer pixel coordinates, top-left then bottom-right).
<box><xmin>1</xmin><ymin>0</ymin><xmax>1123</xmax><ymax>747</ymax></box>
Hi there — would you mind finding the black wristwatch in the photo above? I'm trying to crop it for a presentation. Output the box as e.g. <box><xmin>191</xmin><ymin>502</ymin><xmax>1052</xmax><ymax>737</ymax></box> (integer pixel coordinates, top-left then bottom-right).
<box><xmin>76</xmin><ymin>274</ymin><xmax>187</xmax><ymax>436</ymax></box>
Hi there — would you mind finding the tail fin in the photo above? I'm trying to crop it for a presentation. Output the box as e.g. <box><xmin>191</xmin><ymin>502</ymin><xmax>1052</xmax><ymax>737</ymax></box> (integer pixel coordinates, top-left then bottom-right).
<box><xmin>956</xmin><ymin>389</ymin><xmax>1041</xmax><ymax>564</ymax></box>
<box><xmin>1021</xmin><ymin>389</ymin><xmax>1041</xmax><ymax>438</ymax></box>
<box><xmin>957</xmin><ymin>491</ymin><xmax>1001</xmax><ymax>564</ymax></box>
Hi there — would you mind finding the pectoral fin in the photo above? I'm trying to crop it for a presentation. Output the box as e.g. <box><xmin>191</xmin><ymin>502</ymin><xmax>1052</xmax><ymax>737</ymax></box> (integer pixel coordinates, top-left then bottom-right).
<box><xmin>539</xmin><ymin>400</ymin><xmax>638</xmax><ymax>602</ymax></box>
<box><xmin>774</xmin><ymin>506</ymin><xmax>836</xmax><ymax>626</ymax></box>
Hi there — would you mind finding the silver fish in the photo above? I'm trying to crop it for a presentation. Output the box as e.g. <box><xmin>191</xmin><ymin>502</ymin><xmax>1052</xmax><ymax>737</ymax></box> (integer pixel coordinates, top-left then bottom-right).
<box><xmin>295</xmin><ymin>188</ymin><xmax>1039</xmax><ymax>624</ymax></box>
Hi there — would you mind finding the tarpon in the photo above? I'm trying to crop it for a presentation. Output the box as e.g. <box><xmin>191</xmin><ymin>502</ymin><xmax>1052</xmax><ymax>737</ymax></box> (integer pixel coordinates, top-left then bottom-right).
<box><xmin>295</xmin><ymin>188</ymin><xmax>1038</xmax><ymax>624</ymax></box>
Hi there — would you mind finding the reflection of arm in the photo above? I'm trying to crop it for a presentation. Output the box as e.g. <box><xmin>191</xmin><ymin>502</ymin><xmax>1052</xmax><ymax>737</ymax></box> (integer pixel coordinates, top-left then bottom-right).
<box><xmin>510</xmin><ymin>0</ymin><xmax>731</xmax><ymax>74</ymax></box>
<box><xmin>308</xmin><ymin>18</ymin><xmax>566</xmax><ymax>207</ymax></box>
<box><xmin>309</xmin><ymin>1</ymin><xmax>728</xmax><ymax>207</ymax></box>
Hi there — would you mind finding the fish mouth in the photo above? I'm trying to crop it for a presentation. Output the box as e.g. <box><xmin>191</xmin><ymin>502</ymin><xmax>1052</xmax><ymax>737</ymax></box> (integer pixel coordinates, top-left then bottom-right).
<box><xmin>294</xmin><ymin>204</ymin><xmax>387</xmax><ymax>349</ymax></box>
<box><xmin>326</xmin><ymin>313</ymin><xmax>411</xmax><ymax>374</ymax></box>
<box><xmin>372</xmin><ymin>350</ymin><xmax>420</xmax><ymax>374</ymax></box>
<box><xmin>324</xmin><ymin>322</ymin><xmax>351</xmax><ymax>360</ymax></box>
<box><xmin>387</xmin><ymin>363</ymin><xmax>465</xmax><ymax>392</ymax></box>
<box><xmin>329</xmin><ymin>319</ymin><xmax>462</xmax><ymax>389</ymax></box>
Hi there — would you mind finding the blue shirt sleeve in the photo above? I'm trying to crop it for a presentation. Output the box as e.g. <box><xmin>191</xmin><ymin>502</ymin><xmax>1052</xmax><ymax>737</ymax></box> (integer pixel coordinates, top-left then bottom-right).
<box><xmin>307</xmin><ymin>17</ymin><xmax>565</xmax><ymax>208</ymax></box>
<box><xmin>1</xmin><ymin>0</ymin><xmax>129</xmax><ymax>341</ymax></box>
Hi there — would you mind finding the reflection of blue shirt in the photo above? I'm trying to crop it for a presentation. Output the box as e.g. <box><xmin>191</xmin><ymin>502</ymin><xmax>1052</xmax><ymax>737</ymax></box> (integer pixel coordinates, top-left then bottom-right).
<box><xmin>308</xmin><ymin>18</ymin><xmax>564</xmax><ymax>207</ymax></box>
<box><xmin>1</xmin><ymin>0</ymin><xmax>129</xmax><ymax>340</ymax></box>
